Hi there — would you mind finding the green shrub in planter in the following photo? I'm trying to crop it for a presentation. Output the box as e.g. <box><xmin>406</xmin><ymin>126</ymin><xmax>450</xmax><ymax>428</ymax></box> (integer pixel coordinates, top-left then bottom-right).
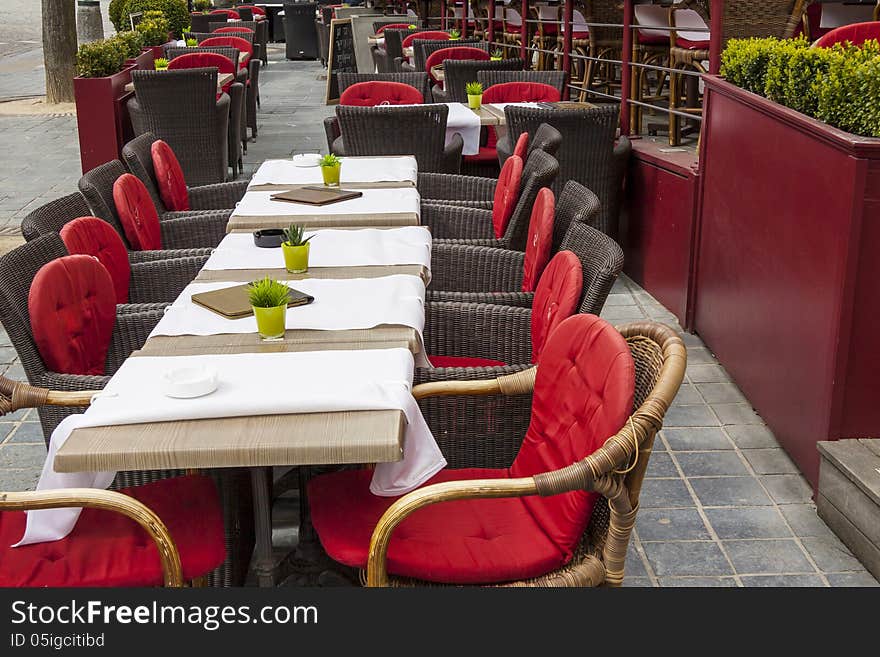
<box><xmin>721</xmin><ymin>37</ymin><xmax>782</xmax><ymax>95</ymax></box>
<box><xmin>136</xmin><ymin>14</ymin><xmax>171</xmax><ymax>46</ymax></box>
<box><xmin>816</xmin><ymin>43</ymin><xmax>880</xmax><ymax>138</ymax></box>
<box><xmin>76</xmin><ymin>38</ymin><xmax>127</xmax><ymax>78</ymax></box>
<box><xmin>109</xmin><ymin>0</ymin><xmax>129</xmax><ymax>32</ymax></box>
<box><xmin>118</xmin><ymin>0</ymin><xmax>190</xmax><ymax>39</ymax></box>
<box><xmin>763</xmin><ymin>36</ymin><xmax>808</xmax><ymax>104</ymax></box>
<box><xmin>114</xmin><ymin>29</ymin><xmax>145</xmax><ymax>59</ymax></box>
<box><xmin>779</xmin><ymin>46</ymin><xmax>838</xmax><ymax>116</ymax></box>
<box><xmin>193</xmin><ymin>0</ymin><xmax>212</xmax><ymax>11</ymax></box>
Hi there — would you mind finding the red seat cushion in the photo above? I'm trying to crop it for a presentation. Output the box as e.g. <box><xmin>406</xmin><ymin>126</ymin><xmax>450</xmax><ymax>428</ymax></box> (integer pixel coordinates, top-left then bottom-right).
<box><xmin>340</xmin><ymin>81</ymin><xmax>422</xmax><ymax>106</ymax></box>
<box><xmin>213</xmin><ymin>26</ymin><xmax>255</xmax><ymax>35</ymax></box>
<box><xmin>638</xmin><ymin>32</ymin><xmax>669</xmax><ymax>45</ymax></box>
<box><xmin>521</xmin><ymin>188</ymin><xmax>555</xmax><ymax>293</ymax></box>
<box><xmin>571</xmin><ymin>30</ymin><xmax>589</xmax><ymax>40</ymax></box>
<box><xmin>167</xmin><ymin>51</ymin><xmax>237</xmax><ymax>94</ymax></box>
<box><xmin>815</xmin><ymin>22</ymin><xmax>880</xmax><ymax>48</ymax></box>
<box><xmin>402</xmin><ymin>31</ymin><xmax>450</xmax><ymax>48</ymax></box>
<box><xmin>200</xmin><ymin>36</ymin><xmax>253</xmax><ymax>69</ymax></box>
<box><xmin>675</xmin><ymin>36</ymin><xmax>710</xmax><ymax>49</ymax></box>
<box><xmin>530</xmin><ymin>250</ymin><xmax>582</xmax><ymax>362</ymax></box>
<box><xmin>483</xmin><ymin>81</ymin><xmax>561</xmax><ymax>103</ymax></box>
<box><xmin>492</xmin><ymin>154</ymin><xmax>523</xmax><ymax>238</ymax></box>
<box><xmin>428</xmin><ymin>355</ymin><xmax>507</xmax><ymax>368</ymax></box>
<box><xmin>60</xmin><ymin>217</ymin><xmax>132</xmax><ymax>305</ymax></box>
<box><xmin>210</xmin><ymin>9</ymin><xmax>239</xmax><ymax>19</ymax></box>
<box><xmin>308</xmin><ymin>314</ymin><xmax>635</xmax><ymax>584</ymax></box>
<box><xmin>424</xmin><ymin>46</ymin><xmax>490</xmax><ymax>83</ymax></box>
<box><xmin>113</xmin><ymin>173</ymin><xmax>163</xmax><ymax>251</ymax></box>
<box><xmin>237</xmin><ymin>5</ymin><xmax>265</xmax><ymax>16</ymax></box>
<box><xmin>512</xmin><ymin>131</ymin><xmax>529</xmax><ymax>159</ymax></box>
<box><xmin>150</xmin><ymin>139</ymin><xmax>191</xmax><ymax>212</ymax></box>
<box><xmin>463</xmin><ymin>146</ymin><xmax>498</xmax><ymax>163</ymax></box>
<box><xmin>28</xmin><ymin>255</ymin><xmax>116</xmax><ymax>376</ymax></box>
<box><xmin>0</xmin><ymin>475</ymin><xmax>226</xmax><ymax>587</ymax></box>
<box><xmin>504</xmin><ymin>24</ymin><xmax>524</xmax><ymax>35</ymax></box>
<box><xmin>377</xmin><ymin>23</ymin><xmax>411</xmax><ymax>34</ymax></box>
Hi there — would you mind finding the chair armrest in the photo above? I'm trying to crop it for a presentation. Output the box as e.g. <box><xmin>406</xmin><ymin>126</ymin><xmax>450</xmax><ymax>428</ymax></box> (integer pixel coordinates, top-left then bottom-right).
<box><xmin>323</xmin><ymin>117</ymin><xmax>340</xmax><ymax>153</ymax></box>
<box><xmin>116</xmin><ymin>302</ymin><xmax>169</xmax><ymax>315</ymax></box>
<box><xmin>159</xmin><ymin>212</ymin><xmax>228</xmax><ymax>249</ymax></box>
<box><xmin>441</xmin><ymin>132</ymin><xmax>464</xmax><ymax>173</ymax></box>
<box><xmin>398</xmin><ymin>58</ymin><xmax>415</xmax><ymax>72</ymax></box>
<box><xmin>496</xmin><ymin>135</ymin><xmax>513</xmax><ymax>167</ymax></box>
<box><xmin>424</xmin><ymin>301</ymin><xmax>532</xmax><ymax>364</ymax></box>
<box><xmin>429</xmin><ymin>243</ymin><xmax>524</xmax><ymax>291</ymax></box>
<box><xmin>417</xmin><ymin>172</ymin><xmax>496</xmax><ymax>201</ymax></box>
<box><xmin>188</xmin><ymin>180</ymin><xmax>249</xmax><ymax>209</ymax></box>
<box><xmin>128</xmin><ymin>255</ymin><xmax>208</xmax><ymax>304</ymax></box>
<box><xmin>129</xmin><ymin>248</ymin><xmax>214</xmax><ymax>263</ymax></box>
<box><xmin>420</xmin><ymin>204</ymin><xmax>495</xmax><ymax>240</ymax></box>
<box><xmin>0</xmin><ymin>374</ymin><xmax>107</xmax><ymax>418</ymax></box>
<box><xmin>105</xmin><ymin>307</ymin><xmax>165</xmax><ymax>373</ymax></box>
<box><xmin>426</xmin><ymin>290</ymin><xmax>534</xmax><ymax>307</ymax></box>
<box><xmin>431</xmin><ymin>85</ymin><xmax>449</xmax><ymax>103</ymax></box>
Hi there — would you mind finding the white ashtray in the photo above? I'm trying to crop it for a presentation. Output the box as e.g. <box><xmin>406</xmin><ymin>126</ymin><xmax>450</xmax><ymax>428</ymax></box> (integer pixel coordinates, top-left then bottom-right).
<box><xmin>162</xmin><ymin>366</ymin><xmax>219</xmax><ymax>399</ymax></box>
<box><xmin>292</xmin><ymin>153</ymin><xmax>321</xmax><ymax>167</ymax></box>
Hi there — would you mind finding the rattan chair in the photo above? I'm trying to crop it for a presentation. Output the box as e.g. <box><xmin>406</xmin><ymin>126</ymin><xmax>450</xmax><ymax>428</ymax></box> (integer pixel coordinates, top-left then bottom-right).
<box><xmin>335</xmin><ymin>104</ymin><xmax>464</xmax><ymax>174</ymax></box>
<box><xmin>207</xmin><ymin>21</ymin><xmax>264</xmax><ymax>62</ymax></box>
<box><xmin>338</xmin><ymin>71</ymin><xmax>432</xmax><ymax>101</ymax></box>
<box><xmin>382</xmin><ymin>28</ymin><xmax>419</xmax><ymax>72</ymax></box>
<box><xmin>190</xmin><ymin>13</ymin><xmax>222</xmax><ymax>33</ymax></box>
<box><xmin>580</xmin><ymin>0</ymin><xmax>625</xmax><ymax>101</ymax></box>
<box><xmin>128</xmin><ymin>69</ymin><xmax>230</xmax><ymax>186</ymax></box>
<box><xmin>78</xmin><ymin>160</ymin><xmax>229</xmax><ymax>250</ymax></box>
<box><xmin>431</xmin><ymin>58</ymin><xmax>523</xmax><ymax>102</ymax></box>
<box><xmin>501</xmin><ymin>104</ymin><xmax>628</xmax><ymax>238</ymax></box>
<box><xmin>198</xmin><ymin>33</ymin><xmax>262</xmax><ymax>141</ymax></box>
<box><xmin>477</xmin><ymin>68</ymin><xmax>567</xmax><ymax>97</ymax></box>
<box><xmin>20</xmin><ymin>193</ymin><xmax>89</xmax><ymax>242</ymax></box>
<box><xmin>401</xmin><ymin>38</ymin><xmax>485</xmax><ymax>72</ymax></box>
<box><xmin>495</xmin><ymin>121</ymin><xmax>563</xmax><ymax>168</ymax></box>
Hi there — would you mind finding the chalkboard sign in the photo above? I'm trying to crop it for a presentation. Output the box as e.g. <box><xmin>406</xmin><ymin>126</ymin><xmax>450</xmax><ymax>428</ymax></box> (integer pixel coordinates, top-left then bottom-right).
<box><xmin>325</xmin><ymin>18</ymin><xmax>357</xmax><ymax>104</ymax></box>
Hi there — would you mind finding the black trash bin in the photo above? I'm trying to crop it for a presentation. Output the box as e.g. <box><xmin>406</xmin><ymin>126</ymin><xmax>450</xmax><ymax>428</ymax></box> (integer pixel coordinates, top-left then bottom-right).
<box><xmin>283</xmin><ymin>2</ymin><xmax>319</xmax><ymax>60</ymax></box>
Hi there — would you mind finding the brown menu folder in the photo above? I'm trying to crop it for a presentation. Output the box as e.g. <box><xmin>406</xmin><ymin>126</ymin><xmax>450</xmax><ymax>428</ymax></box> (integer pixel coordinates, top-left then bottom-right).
<box><xmin>191</xmin><ymin>284</ymin><xmax>314</xmax><ymax>319</ymax></box>
<box><xmin>270</xmin><ymin>186</ymin><xmax>363</xmax><ymax>206</ymax></box>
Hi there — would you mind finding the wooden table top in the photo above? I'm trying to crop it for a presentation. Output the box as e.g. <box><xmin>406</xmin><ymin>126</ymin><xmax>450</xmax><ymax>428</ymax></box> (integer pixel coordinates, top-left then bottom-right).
<box><xmin>124</xmin><ymin>71</ymin><xmax>234</xmax><ymax>93</ymax></box>
<box><xmin>226</xmin><ymin>211</ymin><xmax>420</xmax><ymax>232</ymax></box>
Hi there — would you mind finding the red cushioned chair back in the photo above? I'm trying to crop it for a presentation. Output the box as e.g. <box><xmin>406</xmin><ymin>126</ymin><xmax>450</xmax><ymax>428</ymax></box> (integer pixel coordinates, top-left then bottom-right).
<box><xmin>150</xmin><ymin>139</ymin><xmax>190</xmax><ymax>212</ymax></box>
<box><xmin>521</xmin><ymin>188</ymin><xmax>555</xmax><ymax>293</ymax></box>
<box><xmin>492</xmin><ymin>154</ymin><xmax>523</xmax><ymax>238</ymax></box>
<box><xmin>339</xmin><ymin>81</ymin><xmax>423</xmax><ymax>106</ymax></box>
<box><xmin>167</xmin><ymin>51</ymin><xmax>236</xmax><ymax>93</ymax></box>
<box><xmin>424</xmin><ymin>47</ymin><xmax>490</xmax><ymax>82</ymax></box>
<box><xmin>511</xmin><ymin>313</ymin><xmax>635</xmax><ymax>558</ymax></box>
<box><xmin>210</xmin><ymin>9</ymin><xmax>239</xmax><ymax>19</ymax></box>
<box><xmin>482</xmin><ymin>81</ymin><xmax>561</xmax><ymax>103</ymax></box>
<box><xmin>200</xmin><ymin>36</ymin><xmax>253</xmax><ymax>62</ymax></box>
<box><xmin>529</xmin><ymin>250</ymin><xmax>582</xmax><ymax>363</ymax></box>
<box><xmin>402</xmin><ymin>31</ymin><xmax>450</xmax><ymax>48</ymax></box>
<box><xmin>60</xmin><ymin>217</ymin><xmax>132</xmax><ymax>305</ymax></box>
<box><xmin>213</xmin><ymin>26</ymin><xmax>255</xmax><ymax>35</ymax></box>
<box><xmin>377</xmin><ymin>23</ymin><xmax>411</xmax><ymax>34</ymax></box>
<box><xmin>112</xmin><ymin>174</ymin><xmax>163</xmax><ymax>251</ymax></box>
<box><xmin>237</xmin><ymin>5</ymin><xmax>266</xmax><ymax>16</ymax></box>
<box><xmin>815</xmin><ymin>21</ymin><xmax>880</xmax><ymax>48</ymax></box>
<box><xmin>513</xmin><ymin>131</ymin><xmax>529</xmax><ymax>159</ymax></box>
<box><xmin>28</xmin><ymin>255</ymin><xmax>117</xmax><ymax>376</ymax></box>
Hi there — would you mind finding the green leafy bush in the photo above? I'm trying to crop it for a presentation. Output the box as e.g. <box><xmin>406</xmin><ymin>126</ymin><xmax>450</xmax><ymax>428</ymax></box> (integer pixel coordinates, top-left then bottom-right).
<box><xmin>76</xmin><ymin>38</ymin><xmax>127</xmax><ymax>78</ymax></box>
<box><xmin>109</xmin><ymin>0</ymin><xmax>128</xmax><ymax>31</ymax></box>
<box><xmin>114</xmin><ymin>29</ymin><xmax>145</xmax><ymax>58</ymax></box>
<box><xmin>193</xmin><ymin>0</ymin><xmax>213</xmax><ymax>11</ymax></box>
<box><xmin>136</xmin><ymin>13</ymin><xmax>171</xmax><ymax>46</ymax></box>
<box><xmin>111</xmin><ymin>0</ymin><xmax>190</xmax><ymax>39</ymax></box>
<box><xmin>721</xmin><ymin>37</ymin><xmax>782</xmax><ymax>95</ymax></box>
<box><xmin>763</xmin><ymin>36</ymin><xmax>808</xmax><ymax>103</ymax></box>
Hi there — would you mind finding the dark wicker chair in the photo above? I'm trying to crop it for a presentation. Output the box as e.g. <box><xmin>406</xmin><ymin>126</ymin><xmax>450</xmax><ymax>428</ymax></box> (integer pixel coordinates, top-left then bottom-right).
<box><xmin>197</xmin><ymin>32</ymin><xmax>262</xmax><ymax>141</ymax></box>
<box><xmin>128</xmin><ymin>69</ymin><xmax>229</xmax><ymax>186</ymax></box>
<box><xmin>400</xmin><ymin>39</ymin><xmax>485</xmax><ymax>72</ymax></box>
<box><xmin>335</xmin><ymin>104</ymin><xmax>464</xmax><ymax>174</ymax></box>
<box><xmin>383</xmin><ymin>28</ymin><xmax>422</xmax><ymax>72</ymax></box>
<box><xmin>207</xmin><ymin>21</ymin><xmax>264</xmax><ymax>63</ymax></box>
<box><xmin>477</xmin><ymin>68</ymin><xmax>567</xmax><ymax>97</ymax></box>
<box><xmin>20</xmin><ymin>193</ymin><xmax>89</xmax><ymax>242</ymax></box>
<box><xmin>190</xmin><ymin>13</ymin><xmax>223</xmax><ymax>33</ymax></box>
<box><xmin>432</xmin><ymin>58</ymin><xmax>524</xmax><ymax>103</ymax></box>
<box><xmin>499</xmin><ymin>105</ymin><xmax>629</xmax><ymax>238</ymax></box>
<box><xmin>78</xmin><ymin>160</ymin><xmax>228</xmax><ymax>250</ymax></box>
<box><xmin>421</xmin><ymin>149</ymin><xmax>559</xmax><ymax>249</ymax></box>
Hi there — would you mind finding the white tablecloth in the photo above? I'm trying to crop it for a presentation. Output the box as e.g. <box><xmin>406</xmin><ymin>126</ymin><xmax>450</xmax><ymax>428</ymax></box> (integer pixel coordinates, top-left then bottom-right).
<box><xmin>15</xmin><ymin>349</ymin><xmax>446</xmax><ymax>546</ymax></box>
<box><xmin>248</xmin><ymin>156</ymin><xmax>418</xmax><ymax>189</ymax></box>
<box><xmin>442</xmin><ymin>102</ymin><xmax>482</xmax><ymax>156</ymax></box>
<box><xmin>231</xmin><ymin>188</ymin><xmax>422</xmax><ymax>219</ymax></box>
<box><xmin>204</xmin><ymin>228</ymin><xmax>432</xmax><ymax>272</ymax></box>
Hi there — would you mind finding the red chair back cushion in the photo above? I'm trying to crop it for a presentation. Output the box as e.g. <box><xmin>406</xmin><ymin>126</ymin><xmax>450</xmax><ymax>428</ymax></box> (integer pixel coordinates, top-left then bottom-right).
<box><xmin>210</xmin><ymin>9</ymin><xmax>239</xmax><ymax>19</ymax></box>
<box><xmin>424</xmin><ymin>46</ymin><xmax>490</xmax><ymax>82</ymax></box>
<box><xmin>112</xmin><ymin>174</ymin><xmax>163</xmax><ymax>251</ymax></box>
<box><xmin>530</xmin><ymin>250</ymin><xmax>582</xmax><ymax>362</ymax></box>
<box><xmin>482</xmin><ymin>81</ymin><xmax>561</xmax><ymax>103</ymax></box>
<box><xmin>28</xmin><ymin>255</ymin><xmax>116</xmax><ymax>376</ymax></box>
<box><xmin>377</xmin><ymin>23</ymin><xmax>411</xmax><ymax>34</ymax></box>
<box><xmin>402</xmin><ymin>31</ymin><xmax>450</xmax><ymax>48</ymax></box>
<box><xmin>339</xmin><ymin>81</ymin><xmax>422</xmax><ymax>106</ymax></box>
<box><xmin>237</xmin><ymin>5</ymin><xmax>266</xmax><ymax>16</ymax></box>
<box><xmin>60</xmin><ymin>217</ymin><xmax>132</xmax><ymax>305</ymax></box>
<box><xmin>167</xmin><ymin>51</ymin><xmax>236</xmax><ymax>94</ymax></box>
<box><xmin>513</xmin><ymin>131</ymin><xmax>529</xmax><ymax>159</ymax></box>
<box><xmin>511</xmin><ymin>313</ymin><xmax>635</xmax><ymax>558</ymax></box>
<box><xmin>521</xmin><ymin>188</ymin><xmax>555</xmax><ymax>293</ymax></box>
<box><xmin>213</xmin><ymin>26</ymin><xmax>255</xmax><ymax>35</ymax></box>
<box><xmin>492</xmin><ymin>154</ymin><xmax>523</xmax><ymax>238</ymax></box>
<box><xmin>150</xmin><ymin>139</ymin><xmax>191</xmax><ymax>212</ymax></box>
<box><xmin>200</xmin><ymin>36</ymin><xmax>253</xmax><ymax>66</ymax></box>
<box><xmin>815</xmin><ymin>21</ymin><xmax>880</xmax><ymax>48</ymax></box>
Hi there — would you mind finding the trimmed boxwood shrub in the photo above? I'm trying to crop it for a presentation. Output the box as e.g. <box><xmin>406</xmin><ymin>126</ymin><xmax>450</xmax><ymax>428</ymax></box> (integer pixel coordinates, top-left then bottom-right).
<box><xmin>114</xmin><ymin>29</ymin><xmax>145</xmax><ymax>58</ymax></box>
<box><xmin>109</xmin><ymin>0</ymin><xmax>190</xmax><ymax>38</ymax></box>
<box><xmin>76</xmin><ymin>38</ymin><xmax>127</xmax><ymax>78</ymax></box>
<box><xmin>135</xmin><ymin>10</ymin><xmax>171</xmax><ymax>46</ymax></box>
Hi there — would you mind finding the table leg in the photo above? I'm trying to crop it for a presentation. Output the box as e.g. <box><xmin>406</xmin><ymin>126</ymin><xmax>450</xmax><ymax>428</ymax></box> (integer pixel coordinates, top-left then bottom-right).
<box><xmin>250</xmin><ymin>467</ymin><xmax>277</xmax><ymax>587</ymax></box>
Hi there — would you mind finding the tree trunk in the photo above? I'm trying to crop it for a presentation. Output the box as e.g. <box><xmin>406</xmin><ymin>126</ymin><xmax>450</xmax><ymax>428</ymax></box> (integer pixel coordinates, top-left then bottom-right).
<box><xmin>42</xmin><ymin>0</ymin><xmax>78</xmax><ymax>104</ymax></box>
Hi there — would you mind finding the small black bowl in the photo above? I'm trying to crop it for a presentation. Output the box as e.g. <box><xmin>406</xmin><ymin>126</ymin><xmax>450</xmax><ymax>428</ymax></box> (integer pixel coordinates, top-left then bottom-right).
<box><xmin>253</xmin><ymin>228</ymin><xmax>285</xmax><ymax>248</ymax></box>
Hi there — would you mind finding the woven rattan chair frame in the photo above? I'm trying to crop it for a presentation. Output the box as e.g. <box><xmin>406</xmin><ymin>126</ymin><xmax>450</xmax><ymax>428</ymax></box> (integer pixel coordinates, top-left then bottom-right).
<box><xmin>335</xmin><ymin>104</ymin><xmax>463</xmax><ymax>174</ymax></box>
<box><xmin>20</xmin><ymin>193</ymin><xmax>90</xmax><ymax>242</ymax></box>
<box><xmin>496</xmin><ymin>120</ymin><xmax>564</xmax><ymax>167</ymax></box>
<box><xmin>365</xmin><ymin>320</ymin><xmax>687</xmax><ymax>586</ymax></box>
<box><xmin>190</xmin><ymin>13</ymin><xmax>222</xmax><ymax>33</ymax></box>
<box><xmin>128</xmin><ymin>68</ymin><xmax>229</xmax><ymax>186</ymax></box>
<box><xmin>206</xmin><ymin>21</ymin><xmax>263</xmax><ymax>62</ymax></box>
<box><xmin>383</xmin><ymin>28</ymin><xmax>416</xmax><ymax>71</ymax></box>
<box><xmin>476</xmin><ymin>69</ymin><xmax>566</xmax><ymax>97</ymax></box>
<box><xmin>402</xmin><ymin>39</ymin><xmax>485</xmax><ymax>72</ymax></box>
<box><xmin>433</xmin><ymin>58</ymin><xmax>524</xmax><ymax>103</ymax></box>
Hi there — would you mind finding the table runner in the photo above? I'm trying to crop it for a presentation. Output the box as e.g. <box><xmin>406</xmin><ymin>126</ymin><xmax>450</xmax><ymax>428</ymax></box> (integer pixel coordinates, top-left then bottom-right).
<box><xmin>15</xmin><ymin>349</ymin><xmax>446</xmax><ymax>546</ymax></box>
<box><xmin>442</xmin><ymin>102</ymin><xmax>482</xmax><ymax>156</ymax></box>
<box><xmin>248</xmin><ymin>156</ymin><xmax>418</xmax><ymax>190</ymax></box>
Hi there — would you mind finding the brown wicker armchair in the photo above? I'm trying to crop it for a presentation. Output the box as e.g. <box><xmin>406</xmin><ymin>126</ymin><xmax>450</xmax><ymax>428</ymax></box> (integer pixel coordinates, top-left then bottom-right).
<box><xmin>400</xmin><ymin>38</ymin><xmax>485</xmax><ymax>72</ymax></box>
<box><xmin>580</xmin><ymin>0</ymin><xmax>625</xmax><ymax>101</ymax></box>
<box><xmin>20</xmin><ymin>192</ymin><xmax>89</xmax><ymax>242</ymax></box>
<box><xmin>127</xmin><ymin>68</ymin><xmax>230</xmax><ymax>186</ymax></box>
<box><xmin>431</xmin><ymin>58</ymin><xmax>524</xmax><ymax>103</ymax></box>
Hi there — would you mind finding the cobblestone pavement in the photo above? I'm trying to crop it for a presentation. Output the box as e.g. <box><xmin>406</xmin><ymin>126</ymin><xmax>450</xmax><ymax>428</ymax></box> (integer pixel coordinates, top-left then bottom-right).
<box><xmin>0</xmin><ymin>22</ymin><xmax>875</xmax><ymax>586</ymax></box>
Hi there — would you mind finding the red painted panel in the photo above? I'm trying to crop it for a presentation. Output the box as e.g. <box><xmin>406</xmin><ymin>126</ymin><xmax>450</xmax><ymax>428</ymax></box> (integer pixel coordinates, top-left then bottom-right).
<box><xmin>74</xmin><ymin>66</ymin><xmax>135</xmax><ymax>174</ymax></box>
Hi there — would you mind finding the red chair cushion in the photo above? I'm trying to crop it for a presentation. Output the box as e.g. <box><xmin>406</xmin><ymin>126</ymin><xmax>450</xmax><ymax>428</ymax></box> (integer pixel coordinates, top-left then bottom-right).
<box><xmin>213</xmin><ymin>26</ymin><xmax>255</xmax><ymax>35</ymax></box>
<box><xmin>210</xmin><ymin>9</ymin><xmax>239</xmax><ymax>19</ymax></box>
<box><xmin>521</xmin><ymin>188</ymin><xmax>555</xmax><ymax>293</ymax></box>
<box><xmin>675</xmin><ymin>37</ymin><xmax>710</xmax><ymax>49</ymax></box>
<box><xmin>815</xmin><ymin>22</ymin><xmax>880</xmax><ymax>48</ymax></box>
<box><xmin>482</xmin><ymin>81</ymin><xmax>561</xmax><ymax>103</ymax></box>
<box><xmin>424</xmin><ymin>46</ymin><xmax>490</xmax><ymax>83</ymax></box>
<box><xmin>60</xmin><ymin>217</ymin><xmax>132</xmax><ymax>305</ymax></box>
<box><xmin>402</xmin><ymin>31</ymin><xmax>450</xmax><ymax>48</ymax></box>
<box><xmin>113</xmin><ymin>173</ymin><xmax>163</xmax><ymax>251</ymax></box>
<box><xmin>504</xmin><ymin>24</ymin><xmax>524</xmax><ymax>34</ymax></box>
<box><xmin>0</xmin><ymin>475</ymin><xmax>226</xmax><ymax>587</ymax></box>
<box><xmin>510</xmin><ymin>314</ymin><xmax>635</xmax><ymax>556</ymax></box>
<box><xmin>28</xmin><ymin>255</ymin><xmax>116</xmax><ymax>376</ymax></box>
<box><xmin>428</xmin><ymin>355</ymin><xmax>507</xmax><ymax>368</ymax></box>
<box><xmin>492</xmin><ymin>154</ymin><xmax>523</xmax><ymax>238</ymax></box>
<box><xmin>167</xmin><ymin>51</ymin><xmax>236</xmax><ymax>93</ymax></box>
<box><xmin>340</xmin><ymin>81</ymin><xmax>422</xmax><ymax>106</ymax></box>
<box><xmin>513</xmin><ymin>131</ymin><xmax>529</xmax><ymax>159</ymax></box>
<box><xmin>530</xmin><ymin>250</ymin><xmax>582</xmax><ymax>362</ymax></box>
<box><xmin>237</xmin><ymin>5</ymin><xmax>266</xmax><ymax>16</ymax></box>
<box><xmin>377</xmin><ymin>23</ymin><xmax>412</xmax><ymax>34</ymax></box>
<box><xmin>150</xmin><ymin>139</ymin><xmax>191</xmax><ymax>212</ymax></box>
<box><xmin>463</xmin><ymin>146</ymin><xmax>498</xmax><ymax>163</ymax></box>
<box><xmin>200</xmin><ymin>36</ymin><xmax>253</xmax><ymax>69</ymax></box>
<box><xmin>571</xmin><ymin>30</ymin><xmax>589</xmax><ymax>39</ymax></box>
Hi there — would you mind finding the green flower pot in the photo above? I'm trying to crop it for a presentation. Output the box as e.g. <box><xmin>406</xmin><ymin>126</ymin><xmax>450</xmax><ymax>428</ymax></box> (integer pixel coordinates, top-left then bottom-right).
<box><xmin>490</xmin><ymin>56</ymin><xmax>502</xmax><ymax>61</ymax></box>
<box><xmin>253</xmin><ymin>304</ymin><xmax>286</xmax><ymax>340</ymax></box>
<box><xmin>320</xmin><ymin>163</ymin><xmax>341</xmax><ymax>187</ymax></box>
<box><xmin>467</xmin><ymin>94</ymin><xmax>482</xmax><ymax>110</ymax></box>
<box><xmin>282</xmin><ymin>242</ymin><xmax>310</xmax><ymax>274</ymax></box>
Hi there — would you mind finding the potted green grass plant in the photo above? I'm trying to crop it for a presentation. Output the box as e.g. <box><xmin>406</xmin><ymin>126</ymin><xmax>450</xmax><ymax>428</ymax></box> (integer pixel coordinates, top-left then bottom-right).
<box><xmin>448</xmin><ymin>29</ymin><xmax>460</xmax><ymax>41</ymax></box>
<box><xmin>248</xmin><ymin>277</ymin><xmax>290</xmax><ymax>340</ymax></box>
<box><xmin>319</xmin><ymin>153</ymin><xmax>342</xmax><ymax>187</ymax></box>
<box><xmin>154</xmin><ymin>57</ymin><xmax>169</xmax><ymax>70</ymax></box>
<box><xmin>466</xmin><ymin>81</ymin><xmax>483</xmax><ymax>110</ymax></box>
<box><xmin>186</xmin><ymin>37</ymin><xmax>198</xmax><ymax>47</ymax></box>
<box><xmin>490</xmin><ymin>48</ymin><xmax>503</xmax><ymax>61</ymax></box>
<box><xmin>281</xmin><ymin>224</ymin><xmax>313</xmax><ymax>274</ymax></box>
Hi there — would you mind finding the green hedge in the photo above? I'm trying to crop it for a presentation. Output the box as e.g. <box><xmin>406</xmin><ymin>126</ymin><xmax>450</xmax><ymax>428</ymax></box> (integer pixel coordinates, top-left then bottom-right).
<box><xmin>109</xmin><ymin>0</ymin><xmax>190</xmax><ymax>39</ymax></box>
<box><xmin>76</xmin><ymin>38</ymin><xmax>127</xmax><ymax>78</ymax></box>
<box><xmin>135</xmin><ymin>10</ymin><xmax>171</xmax><ymax>46</ymax></box>
<box><xmin>721</xmin><ymin>37</ymin><xmax>880</xmax><ymax>138</ymax></box>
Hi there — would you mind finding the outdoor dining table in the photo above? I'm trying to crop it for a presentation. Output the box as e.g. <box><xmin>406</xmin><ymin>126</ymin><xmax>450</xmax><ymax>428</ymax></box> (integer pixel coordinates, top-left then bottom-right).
<box><xmin>247</xmin><ymin>155</ymin><xmax>418</xmax><ymax>191</ymax></box>
<box><xmin>124</xmin><ymin>71</ymin><xmax>234</xmax><ymax>93</ymax></box>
